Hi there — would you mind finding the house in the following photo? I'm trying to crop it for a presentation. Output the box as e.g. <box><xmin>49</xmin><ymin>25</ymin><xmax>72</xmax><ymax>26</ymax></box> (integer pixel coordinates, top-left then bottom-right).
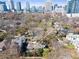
<box><xmin>27</xmin><ymin>41</ymin><xmax>45</xmax><ymax>50</ymax></box>
<box><xmin>11</xmin><ymin>35</ymin><xmax>27</xmax><ymax>55</ymax></box>
<box><xmin>14</xmin><ymin>35</ymin><xmax>26</xmax><ymax>47</ymax></box>
<box><xmin>66</xmin><ymin>33</ymin><xmax>79</xmax><ymax>53</ymax></box>
<box><xmin>59</xmin><ymin>28</ymin><xmax>70</xmax><ymax>36</ymax></box>
<box><xmin>66</xmin><ymin>33</ymin><xmax>79</xmax><ymax>44</ymax></box>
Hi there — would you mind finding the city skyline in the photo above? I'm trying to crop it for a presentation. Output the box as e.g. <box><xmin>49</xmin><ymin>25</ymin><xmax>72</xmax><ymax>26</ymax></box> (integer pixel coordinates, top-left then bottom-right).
<box><xmin>0</xmin><ymin>0</ymin><xmax>68</xmax><ymax>9</ymax></box>
<box><xmin>0</xmin><ymin>0</ymin><xmax>70</xmax><ymax>13</ymax></box>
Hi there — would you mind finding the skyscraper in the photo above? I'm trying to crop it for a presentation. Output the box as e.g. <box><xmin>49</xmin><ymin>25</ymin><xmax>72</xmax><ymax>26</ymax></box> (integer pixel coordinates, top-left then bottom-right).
<box><xmin>16</xmin><ymin>2</ymin><xmax>21</xmax><ymax>11</ymax></box>
<box><xmin>30</xmin><ymin>6</ymin><xmax>37</xmax><ymax>13</ymax></box>
<box><xmin>44</xmin><ymin>0</ymin><xmax>52</xmax><ymax>12</ymax></box>
<box><xmin>37</xmin><ymin>6</ymin><xmax>44</xmax><ymax>13</ymax></box>
<box><xmin>8</xmin><ymin>0</ymin><xmax>15</xmax><ymax>11</ymax></box>
<box><xmin>67</xmin><ymin>0</ymin><xmax>79</xmax><ymax>13</ymax></box>
<box><xmin>0</xmin><ymin>1</ymin><xmax>8</xmax><ymax>13</ymax></box>
<box><xmin>54</xmin><ymin>4</ymin><xmax>58</xmax><ymax>10</ymax></box>
<box><xmin>25</xmin><ymin>1</ymin><xmax>30</xmax><ymax>12</ymax></box>
<box><xmin>72</xmin><ymin>0</ymin><xmax>79</xmax><ymax>13</ymax></box>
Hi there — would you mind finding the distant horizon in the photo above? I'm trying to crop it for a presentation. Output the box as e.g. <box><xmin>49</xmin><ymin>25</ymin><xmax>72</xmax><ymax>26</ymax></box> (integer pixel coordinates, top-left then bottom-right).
<box><xmin>0</xmin><ymin>0</ymin><xmax>68</xmax><ymax>9</ymax></box>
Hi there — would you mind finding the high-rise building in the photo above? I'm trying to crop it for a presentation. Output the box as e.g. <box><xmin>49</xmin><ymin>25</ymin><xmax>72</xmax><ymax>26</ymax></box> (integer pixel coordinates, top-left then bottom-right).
<box><xmin>54</xmin><ymin>4</ymin><xmax>58</xmax><ymax>10</ymax></box>
<box><xmin>67</xmin><ymin>0</ymin><xmax>73</xmax><ymax>13</ymax></box>
<box><xmin>16</xmin><ymin>2</ymin><xmax>21</xmax><ymax>11</ymax></box>
<box><xmin>24</xmin><ymin>1</ymin><xmax>30</xmax><ymax>13</ymax></box>
<box><xmin>30</xmin><ymin>6</ymin><xmax>37</xmax><ymax>13</ymax></box>
<box><xmin>0</xmin><ymin>1</ymin><xmax>8</xmax><ymax>13</ymax></box>
<box><xmin>8</xmin><ymin>0</ymin><xmax>15</xmax><ymax>11</ymax></box>
<box><xmin>44</xmin><ymin>0</ymin><xmax>52</xmax><ymax>12</ymax></box>
<box><xmin>54</xmin><ymin>6</ymin><xmax>65</xmax><ymax>14</ymax></box>
<box><xmin>37</xmin><ymin>6</ymin><xmax>44</xmax><ymax>13</ymax></box>
<box><xmin>67</xmin><ymin>0</ymin><xmax>79</xmax><ymax>13</ymax></box>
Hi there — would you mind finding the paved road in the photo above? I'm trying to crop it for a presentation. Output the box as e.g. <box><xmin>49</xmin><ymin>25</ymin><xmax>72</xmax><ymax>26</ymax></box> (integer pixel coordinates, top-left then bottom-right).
<box><xmin>48</xmin><ymin>40</ymin><xmax>72</xmax><ymax>59</ymax></box>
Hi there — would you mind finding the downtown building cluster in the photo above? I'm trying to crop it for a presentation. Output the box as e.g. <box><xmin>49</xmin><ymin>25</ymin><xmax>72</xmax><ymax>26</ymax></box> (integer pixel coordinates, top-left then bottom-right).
<box><xmin>0</xmin><ymin>0</ymin><xmax>53</xmax><ymax>13</ymax></box>
<box><xmin>0</xmin><ymin>0</ymin><xmax>71</xmax><ymax>13</ymax></box>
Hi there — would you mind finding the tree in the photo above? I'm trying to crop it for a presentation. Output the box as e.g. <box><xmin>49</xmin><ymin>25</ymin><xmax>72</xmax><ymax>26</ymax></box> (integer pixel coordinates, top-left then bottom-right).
<box><xmin>36</xmin><ymin>48</ymin><xmax>44</xmax><ymax>56</ymax></box>
<box><xmin>0</xmin><ymin>32</ymin><xmax>7</xmax><ymax>42</ymax></box>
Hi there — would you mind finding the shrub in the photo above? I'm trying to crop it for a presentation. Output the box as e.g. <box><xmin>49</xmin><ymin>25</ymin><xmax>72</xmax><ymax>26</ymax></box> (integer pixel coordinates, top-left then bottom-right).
<box><xmin>43</xmin><ymin>48</ymin><xmax>50</xmax><ymax>59</ymax></box>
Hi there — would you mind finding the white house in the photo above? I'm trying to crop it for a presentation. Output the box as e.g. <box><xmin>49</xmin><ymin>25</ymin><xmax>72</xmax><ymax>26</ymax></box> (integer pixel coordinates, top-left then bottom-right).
<box><xmin>66</xmin><ymin>33</ymin><xmax>79</xmax><ymax>53</ymax></box>
<box><xmin>66</xmin><ymin>33</ymin><xmax>79</xmax><ymax>43</ymax></box>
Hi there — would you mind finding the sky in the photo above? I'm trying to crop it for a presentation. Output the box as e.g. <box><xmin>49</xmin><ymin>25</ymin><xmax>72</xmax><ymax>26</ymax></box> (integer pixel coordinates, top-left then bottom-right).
<box><xmin>0</xmin><ymin>0</ymin><xmax>68</xmax><ymax>9</ymax></box>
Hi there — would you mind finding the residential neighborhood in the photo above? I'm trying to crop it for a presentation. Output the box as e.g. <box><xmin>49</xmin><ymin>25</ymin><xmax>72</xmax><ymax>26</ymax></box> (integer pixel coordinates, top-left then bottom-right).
<box><xmin>0</xmin><ymin>0</ymin><xmax>79</xmax><ymax>59</ymax></box>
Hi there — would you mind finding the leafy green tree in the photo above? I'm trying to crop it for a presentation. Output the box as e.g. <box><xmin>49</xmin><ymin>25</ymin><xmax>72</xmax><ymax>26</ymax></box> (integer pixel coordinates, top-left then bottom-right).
<box><xmin>36</xmin><ymin>48</ymin><xmax>44</xmax><ymax>56</ymax></box>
